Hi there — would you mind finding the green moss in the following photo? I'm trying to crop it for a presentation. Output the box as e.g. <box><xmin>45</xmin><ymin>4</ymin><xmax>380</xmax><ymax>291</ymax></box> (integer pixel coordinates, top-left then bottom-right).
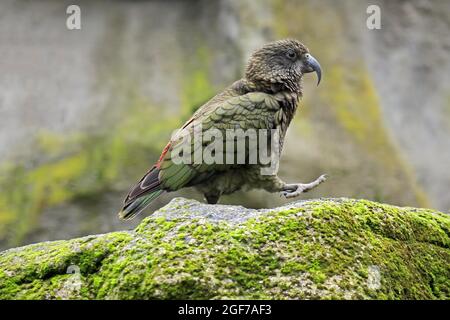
<box><xmin>321</xmin><ymin>65</ymin><xmax>430</xmax><ymax>208</ymax></box>
<box><xmin>0</xmin><ymin>198</ymin><xmax>448</xmax><ymax>299</ymax></box>
<box><xmin>270</xmin><ymin>0</ymin><xmax>430</xmax><ymax>208</ymax></box>
<box><xmin>0</xmin><ymin>39</ymin><xmax>220</xmax><ymax>248</ymax></box>
<box><xmin>0</xmin><ymin>89</ymin><xmax>178</xmax><ymax>247</ymax></box>
<box><xmin>0</xmin><ymin>231</ymin><xmax>133</xmax><ymax>299</ymax></box>
<box><xmin>180</xmin><ymin>45</ymin><xmax>216</xmax><ymax>116</ymax></box>
<box><xmin>325</xmin><ymin>66</ymin><xmax>385</xmax><ymax>150</ymax></box>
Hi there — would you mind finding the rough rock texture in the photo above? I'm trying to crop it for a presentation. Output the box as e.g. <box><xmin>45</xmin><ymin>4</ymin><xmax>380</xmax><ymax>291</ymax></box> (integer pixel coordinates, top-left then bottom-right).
<box><xmin>0</xmin><ymin>197</ymin><xmax>449</xmax><ymax>300</ymax></box>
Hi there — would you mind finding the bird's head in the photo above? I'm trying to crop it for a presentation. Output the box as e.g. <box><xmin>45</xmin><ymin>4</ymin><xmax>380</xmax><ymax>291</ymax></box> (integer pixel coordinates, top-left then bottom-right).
<box><xmin>245</xmin><ymin>39</ymin><xmax>322</xmax><ymax>92</ymax></box>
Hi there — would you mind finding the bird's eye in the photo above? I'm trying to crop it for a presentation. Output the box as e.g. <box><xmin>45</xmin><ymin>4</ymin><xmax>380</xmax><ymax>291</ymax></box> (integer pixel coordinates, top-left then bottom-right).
<box><xmin>286</xmin><ymin>50</ymin><xmax>297</xmax><ymax>60</ymax></box>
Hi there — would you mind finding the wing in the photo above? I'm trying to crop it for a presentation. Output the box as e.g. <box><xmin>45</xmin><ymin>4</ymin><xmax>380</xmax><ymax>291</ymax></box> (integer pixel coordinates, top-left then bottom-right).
<box><xmin>157</xmin><ymin>91</ymin><xmax>282</xmax><ymax>191</ymax></box>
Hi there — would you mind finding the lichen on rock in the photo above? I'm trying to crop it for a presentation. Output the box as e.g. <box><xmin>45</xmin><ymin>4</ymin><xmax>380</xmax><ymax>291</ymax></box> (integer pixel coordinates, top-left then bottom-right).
<box><xmin>0</xmin><ymin>197</ymin><xmax>449</xmax><ymax>300</ymax></box>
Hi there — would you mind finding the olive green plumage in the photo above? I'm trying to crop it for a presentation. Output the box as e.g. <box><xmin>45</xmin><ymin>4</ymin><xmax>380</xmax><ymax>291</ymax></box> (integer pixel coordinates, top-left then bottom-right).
<box><xmin>119</xmin><ymin>39</ymin><xmax>325</xmax><ymax>220</ymax></box>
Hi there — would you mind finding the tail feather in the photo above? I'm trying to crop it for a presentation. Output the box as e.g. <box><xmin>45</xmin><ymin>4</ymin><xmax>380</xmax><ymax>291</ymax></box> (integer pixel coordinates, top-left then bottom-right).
<box><xmin>118</xmin><ymin>190</ymin><xmax>163</xmax><ymax>220</ymax></box>
<box><xmin>119</xmin><ymin>166</ymin><xmax>163</xmax><ymax>220</ymax></box>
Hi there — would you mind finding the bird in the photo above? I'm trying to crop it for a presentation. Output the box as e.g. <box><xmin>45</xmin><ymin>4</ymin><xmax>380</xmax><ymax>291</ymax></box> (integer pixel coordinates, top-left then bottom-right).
<box><xmin>118</xmin><ymin>39</ymin><xmax>327</xmax><ymax>220</ymax></box>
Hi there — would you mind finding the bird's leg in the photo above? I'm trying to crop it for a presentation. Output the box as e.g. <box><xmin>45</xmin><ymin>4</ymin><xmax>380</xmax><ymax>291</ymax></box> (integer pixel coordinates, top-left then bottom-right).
<box><xmin>280</xmin><ymin>174</ymin><xmax>328</xmax><ymax>198</ymax></box>
<box><xmin>204</xmin><ymin>192</ymin><xmax>221</xmax><ymax>204</ymax></box>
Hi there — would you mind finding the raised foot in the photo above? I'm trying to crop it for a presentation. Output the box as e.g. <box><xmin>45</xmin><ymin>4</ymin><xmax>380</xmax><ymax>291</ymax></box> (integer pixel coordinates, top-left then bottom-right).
<box><xmin>280</xmin><ymin>174</ymin><xmax>328</xmax><ymax>199</ymax></box>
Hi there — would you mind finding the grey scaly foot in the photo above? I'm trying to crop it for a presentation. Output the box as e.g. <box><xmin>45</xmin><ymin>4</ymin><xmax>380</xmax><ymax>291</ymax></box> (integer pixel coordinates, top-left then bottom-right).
<box><xmin>280</xmin><ymin>174</ymin><xmax>328</xmax><ymax>199</ymax></box>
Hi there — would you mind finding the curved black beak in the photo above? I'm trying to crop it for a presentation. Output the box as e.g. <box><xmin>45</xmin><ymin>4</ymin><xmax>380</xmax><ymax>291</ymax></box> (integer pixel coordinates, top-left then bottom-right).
<box><xmin>303</xmin><ymin>54</ymin><xmax>322</xmax><ymax>86</ymax></box>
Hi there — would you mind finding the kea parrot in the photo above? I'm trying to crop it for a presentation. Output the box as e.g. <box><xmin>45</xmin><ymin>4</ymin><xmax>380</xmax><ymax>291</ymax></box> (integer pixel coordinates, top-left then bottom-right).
<box><xmin>118</xmin><ymin>39</ymin><xmax>326</xmax><ymax>220</ymax></box>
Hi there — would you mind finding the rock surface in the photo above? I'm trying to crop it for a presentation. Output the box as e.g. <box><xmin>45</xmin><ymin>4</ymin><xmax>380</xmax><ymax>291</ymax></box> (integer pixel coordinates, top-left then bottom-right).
<box><xmin>0</xmin><ymin>197</ymin><xmax>449</xmax><ymax>299</ymax></box>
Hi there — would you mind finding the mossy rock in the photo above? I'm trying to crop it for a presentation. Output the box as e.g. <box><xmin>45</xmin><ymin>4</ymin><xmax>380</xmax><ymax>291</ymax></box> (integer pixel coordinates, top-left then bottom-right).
<box><xmin>0</xmin><ymin>197</ymin><xmax>449</xmax><ymax>299</ymax></box>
